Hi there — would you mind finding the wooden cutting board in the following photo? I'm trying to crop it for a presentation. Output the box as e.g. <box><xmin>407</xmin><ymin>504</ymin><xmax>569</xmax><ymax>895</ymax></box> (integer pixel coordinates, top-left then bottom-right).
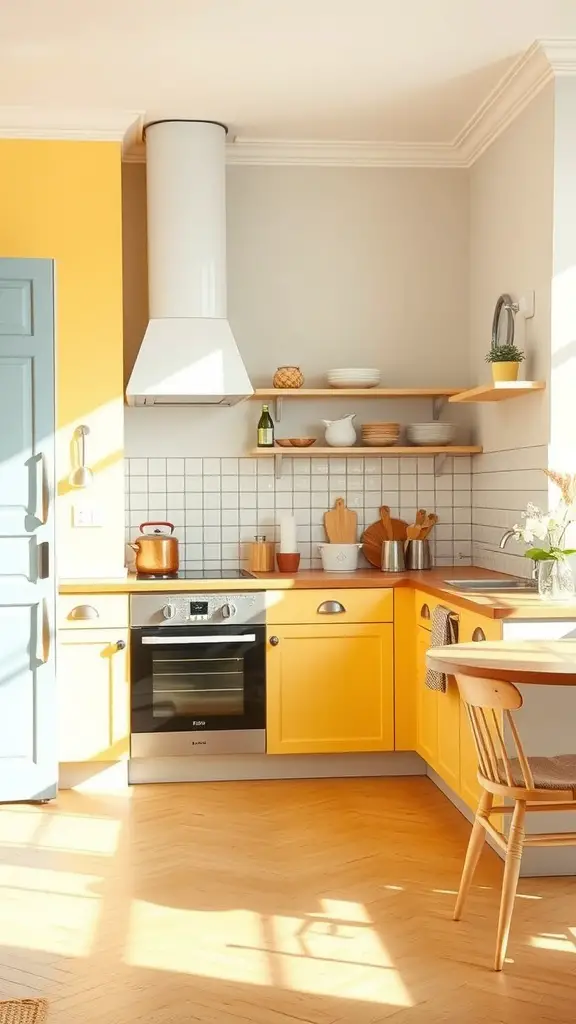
<box><xmin>362</xmin><ymin>506</ymin><xmax>408</xmax><ymax>568</ymax></box>
<box><xmin>324</xmin><ymin>497</ymin><xmax>357</xmax><ymax>543</ymax></box>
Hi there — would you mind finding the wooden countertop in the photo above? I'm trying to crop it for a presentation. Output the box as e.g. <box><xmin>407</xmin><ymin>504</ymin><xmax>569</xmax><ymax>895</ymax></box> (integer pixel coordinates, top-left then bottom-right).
<box><xmin>58</xmin><ymin>566</ymin><xmax>576</xmax><ymax>620</ymax></box>
<box><xmin>427</xmin><ymin>640</ymin><xmax>576</xmax><ymax>685</ymax></box>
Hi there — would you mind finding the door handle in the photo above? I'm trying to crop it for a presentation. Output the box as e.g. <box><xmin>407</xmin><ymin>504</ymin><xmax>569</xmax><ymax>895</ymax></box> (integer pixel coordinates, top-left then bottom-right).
<box><xmin>115</xmin><ymin>640</ymin><xmax>126</xmax><ymax>651</ymax></box>
<box><xmin>317</xmin><ymin>601</ymin><xmax>346</xmax><ymax>614</ymax></box>
<box><xmin>36</xmin><ymin>599</ymin><xmax>50</xmax><ymax>665</ymax></box>
<box><xmin>269</xmin><ymin>635</ymin><xmax>280</xmax><ymax>646</ymax></box>
<box><xmin>37</xmin><ymin>541</ymin><xmax>50</xmax><ymax>580</ymax></box>
<box><xmin>30</xmin><ymin>453</ymin><xmax>47</xmax><ymax>525</ymax></box>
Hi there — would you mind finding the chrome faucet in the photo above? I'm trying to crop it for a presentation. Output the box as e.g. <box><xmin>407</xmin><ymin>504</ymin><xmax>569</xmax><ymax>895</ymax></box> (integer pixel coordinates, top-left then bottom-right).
<box><xmin>499</xmin><ymin>529</ymin><xmax>516</xmax><ymax>550</ymax></box>
<box><xmin>500</xmin><ymin>528</ymin><xmax>538</xmax><ymax>582</ymax></box>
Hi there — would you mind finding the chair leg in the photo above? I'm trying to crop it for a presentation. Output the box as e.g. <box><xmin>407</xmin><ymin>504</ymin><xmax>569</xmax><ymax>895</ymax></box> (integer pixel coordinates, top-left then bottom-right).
<box><xmin>454</xmin><ymin>789</ymin><xmax>493</xmax><ymax>922</ymax></box>
<box><xmin>494</xmin><ymin>799</ymin><xmax>526</xmax><ymax>971</ymax></box>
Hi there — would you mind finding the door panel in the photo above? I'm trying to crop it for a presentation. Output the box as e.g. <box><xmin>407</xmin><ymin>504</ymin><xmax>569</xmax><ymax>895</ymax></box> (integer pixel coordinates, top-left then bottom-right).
<box><xmin>0</xmin><ymin>259</ymin><xmax>56</xmax><ymax>801</ymax></box>
<box><xmin>267</xmin><ymin>623</ymin><xmax>394</xmax><ymax>754</ymax></box>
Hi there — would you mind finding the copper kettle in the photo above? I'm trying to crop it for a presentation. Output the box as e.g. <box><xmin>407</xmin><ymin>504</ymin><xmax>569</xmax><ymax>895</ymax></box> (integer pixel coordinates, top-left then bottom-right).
<box><xmin>130</xmin><ymin>521</ymin><xmax>179</xmax><ymax>576</ymax></box>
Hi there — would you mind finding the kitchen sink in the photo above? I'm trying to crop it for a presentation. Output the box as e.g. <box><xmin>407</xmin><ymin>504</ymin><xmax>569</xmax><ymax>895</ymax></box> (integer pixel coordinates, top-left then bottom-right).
<box><xmin>443</xmin><ymin>578</ymin><xmax>537</xmax><ymax>592</ymax></box>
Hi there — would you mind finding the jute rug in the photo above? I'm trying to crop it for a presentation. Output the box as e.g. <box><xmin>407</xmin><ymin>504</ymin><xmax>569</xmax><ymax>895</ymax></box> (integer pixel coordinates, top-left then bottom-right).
<box><xmin>0</xmin><ymin>999</ymin><xmax>47</xmax><ymax>1023</ymax></box>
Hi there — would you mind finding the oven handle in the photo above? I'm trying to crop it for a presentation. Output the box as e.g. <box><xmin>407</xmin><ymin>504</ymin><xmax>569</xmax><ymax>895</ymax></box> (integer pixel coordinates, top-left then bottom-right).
<box><xmin>141</xmin><ymin>634</ymin><xmax>257</xmax><ymax>645</ymax></box>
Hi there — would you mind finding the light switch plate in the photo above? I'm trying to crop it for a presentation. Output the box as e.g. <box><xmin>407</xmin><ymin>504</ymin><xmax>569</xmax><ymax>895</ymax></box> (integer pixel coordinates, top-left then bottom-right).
<box><xmin>72</xmin><ymin>503</ymin><xmax>102</xmax><ymax>527</ymax></box>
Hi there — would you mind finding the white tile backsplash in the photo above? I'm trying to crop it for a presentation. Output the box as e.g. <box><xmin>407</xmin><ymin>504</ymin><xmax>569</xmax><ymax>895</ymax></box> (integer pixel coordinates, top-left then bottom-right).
<box><xmin>125</xmin><ymin>456</ymin><xmax>473</xmax><ymax>571</ymax></box>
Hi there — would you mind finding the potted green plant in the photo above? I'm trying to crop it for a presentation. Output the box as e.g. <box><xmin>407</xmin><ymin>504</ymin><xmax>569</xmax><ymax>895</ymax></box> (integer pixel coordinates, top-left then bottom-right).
<box><xmin>485</xmin><ymin>342</ymin><xmax>525</xmax><ymax>382</ymax></box>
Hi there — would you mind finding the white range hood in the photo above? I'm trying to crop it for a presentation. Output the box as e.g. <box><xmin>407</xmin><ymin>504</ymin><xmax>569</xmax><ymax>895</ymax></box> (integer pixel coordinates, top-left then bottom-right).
<box><xmin>126</xmin><ymin>120</ymin><xmax>253</xmax><ymax>406</ymax></box>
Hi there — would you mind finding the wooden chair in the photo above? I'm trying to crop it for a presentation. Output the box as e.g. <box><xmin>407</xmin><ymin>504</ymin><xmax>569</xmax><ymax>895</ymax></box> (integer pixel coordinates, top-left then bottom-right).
<box><xmin>454</xmin><ymin>673</ymin><xmax>576</xmax><ymax>971</ymax></box>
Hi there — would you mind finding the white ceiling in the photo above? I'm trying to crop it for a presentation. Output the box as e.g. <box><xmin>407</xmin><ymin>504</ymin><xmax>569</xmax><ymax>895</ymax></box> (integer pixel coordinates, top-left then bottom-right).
<box><xmin>1</xmin><ymin>0</ymin><xmax>576</xmax><ymax>142</ymax></box>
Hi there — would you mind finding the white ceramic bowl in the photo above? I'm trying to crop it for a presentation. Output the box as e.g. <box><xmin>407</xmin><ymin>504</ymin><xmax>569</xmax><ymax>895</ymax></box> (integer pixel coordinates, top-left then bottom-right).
<box><xmin>318</xmin><ymin>543</ymin><xmax>362</xmax><ymax>572</ymax></box>
<box><xmin>406</xmin><ymin>422</ymin><xmax>455</xmax><ymax>446</ymax></box>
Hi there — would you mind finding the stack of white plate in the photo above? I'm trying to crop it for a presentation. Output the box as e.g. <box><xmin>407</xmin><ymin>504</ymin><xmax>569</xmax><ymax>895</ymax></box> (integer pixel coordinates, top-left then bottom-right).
<box><xmin>406</xmin><ymin>422</ymin><xmax>455</xmax><ymax>446</ymax></box>
<box><xmin>327</xmin><ymin>368</ymin><xmax>381</xmax><ymax>388</ymax></box>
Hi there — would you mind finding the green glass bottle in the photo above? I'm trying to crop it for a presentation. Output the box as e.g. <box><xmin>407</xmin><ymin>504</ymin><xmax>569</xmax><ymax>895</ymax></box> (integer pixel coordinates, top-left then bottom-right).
<box><xmin>257</xmin><ymin>404</ymin><xmax>274</xmax><ymax>447</ymax></box>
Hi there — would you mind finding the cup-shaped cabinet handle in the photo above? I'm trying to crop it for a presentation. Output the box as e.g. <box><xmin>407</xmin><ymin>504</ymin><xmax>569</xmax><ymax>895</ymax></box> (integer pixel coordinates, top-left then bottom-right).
<box><xmin>420</xmin><ymin>603</ymin><xmax>431</xmax><ymax>619</ymax></box>
<box><xmin>472</xmin><ymin>627</ymin><xmax>486</xmax><ymax>642</ymax></box>
<box><xmin>317</xmin><ymin>601</ymin><xmax>346</xmax><ymax>615</ymax></box>
<box><xmin>69</xmin><ymin>604</ymin><xmax>100</xmax><ymax>621</ymax></box>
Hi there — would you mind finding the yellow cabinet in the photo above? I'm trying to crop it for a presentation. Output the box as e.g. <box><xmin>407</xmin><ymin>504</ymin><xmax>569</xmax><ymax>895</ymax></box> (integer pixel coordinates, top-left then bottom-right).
<box><xmin>58</xmin><ymin>629</ymin><xmax>129</xmax><ymax>762</ymax></box>
<box><xmin>457</xmin><ymin>610</ymin><xmax>502</xmax><ymax>811</ymax></box>
<box><xmin>267</xmin><ymin>622</ymin><xmax>394</xmax><ymax>754</ymax></box>
<box><xmin>416</xmin><ymin>625</ymin><xmax>437</xmax><ymax>766</ymax></box>
<box><xmin>436</xmin><ymin>677</ymin><xmax>461</xmax><ymax>793</ymax></box>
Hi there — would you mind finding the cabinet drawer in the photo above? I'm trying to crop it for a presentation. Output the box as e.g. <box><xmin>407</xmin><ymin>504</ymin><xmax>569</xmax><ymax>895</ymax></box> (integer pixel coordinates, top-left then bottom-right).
<box><xmin>266</xmin><ymin>588</ymin><xmax>393</xmax><ymax>625</ymax></box>
<box><xmin>57</xmin><ymin>594</ymin><xmax>129</xmax><ymax>629</ymax></box>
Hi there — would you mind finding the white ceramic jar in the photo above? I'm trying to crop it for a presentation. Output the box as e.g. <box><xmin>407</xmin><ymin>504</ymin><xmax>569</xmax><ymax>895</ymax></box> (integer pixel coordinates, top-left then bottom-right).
<box><xmin>323</xmin><ymin>413</ymin><xmax>357</xmax><ymax>447</ymax></box>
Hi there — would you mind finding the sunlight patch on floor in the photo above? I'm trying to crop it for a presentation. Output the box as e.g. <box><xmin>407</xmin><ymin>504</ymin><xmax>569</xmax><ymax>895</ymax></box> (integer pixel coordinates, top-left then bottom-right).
<box><xmin>531</xmin><ymin>934</ymin><xmax>576</xmax><ymax>953</ymax></box>
<box><xmin>36</xmin><ymin>813</ymin><xmax>121</xmax><ymax>856</ymax></box>
<box><xmin>125</xmin><ymin>901</ymin><xmax>273</xmax><ymax>985</ymax></box>
<box><xmin>0</xmin><ymin>863</ymin><xmax>102</xmax><ymax>956</ymax></box>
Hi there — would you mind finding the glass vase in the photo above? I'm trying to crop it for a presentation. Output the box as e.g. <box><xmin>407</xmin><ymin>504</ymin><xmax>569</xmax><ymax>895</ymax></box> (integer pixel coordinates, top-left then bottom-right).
<box><xmin>537</xmin><ymin>557</ymin><xmax>575</xmax><ymax>602</ymax></box>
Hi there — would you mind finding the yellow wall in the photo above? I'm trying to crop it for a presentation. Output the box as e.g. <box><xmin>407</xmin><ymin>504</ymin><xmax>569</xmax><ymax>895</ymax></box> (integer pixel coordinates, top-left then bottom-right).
<box><xmin>0</xmin><ymin>140</ymin><xmax>125</xmax><ymax>577</ymax></box>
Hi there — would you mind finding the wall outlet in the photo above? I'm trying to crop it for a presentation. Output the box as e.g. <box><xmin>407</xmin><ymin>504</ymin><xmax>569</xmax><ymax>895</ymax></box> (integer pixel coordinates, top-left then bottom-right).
<box><xmin>72</xmin><ymin>503</ymin><xmax>102</xmax><ymax>527</ymax></box>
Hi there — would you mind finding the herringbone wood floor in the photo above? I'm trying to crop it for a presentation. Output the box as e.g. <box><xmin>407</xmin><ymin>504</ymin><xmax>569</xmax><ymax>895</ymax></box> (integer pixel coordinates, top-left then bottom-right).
<box><xmin>0</xmin><ymin>777</ymin><xmax>575</xmax><ymax>1022</ymax></box>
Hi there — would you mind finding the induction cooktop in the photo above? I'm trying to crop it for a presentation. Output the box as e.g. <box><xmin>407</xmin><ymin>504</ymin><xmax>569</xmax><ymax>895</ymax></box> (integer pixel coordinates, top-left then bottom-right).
<box><xmin>136</xmin><ymin>569</ymin><xmax>251</xmax><ymax>581</ymax></box>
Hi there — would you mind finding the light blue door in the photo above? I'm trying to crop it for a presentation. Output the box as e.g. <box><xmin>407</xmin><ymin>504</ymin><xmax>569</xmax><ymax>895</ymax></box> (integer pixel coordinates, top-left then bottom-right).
<box><xmin>0</xmin><ymin>259</ymin><xmax>57</xmax><ymax>801</ymax></box>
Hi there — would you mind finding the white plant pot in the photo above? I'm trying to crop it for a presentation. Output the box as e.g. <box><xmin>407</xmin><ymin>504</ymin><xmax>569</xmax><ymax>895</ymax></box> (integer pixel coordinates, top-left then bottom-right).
<box><xmin>318</xmin><ymin>543</ymin><xmax>362</xmax><ymax>572</ymax></box>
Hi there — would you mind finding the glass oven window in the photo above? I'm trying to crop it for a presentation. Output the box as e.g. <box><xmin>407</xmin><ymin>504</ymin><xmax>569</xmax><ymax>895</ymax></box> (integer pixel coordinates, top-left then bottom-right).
<box><xmin>151</xmin><ymin>650</ymin><xmax>245</xmax><ymax>719</ymax></box>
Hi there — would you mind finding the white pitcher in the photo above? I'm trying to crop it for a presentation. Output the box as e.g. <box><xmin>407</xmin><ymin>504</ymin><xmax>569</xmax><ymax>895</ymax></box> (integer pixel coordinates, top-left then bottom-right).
<box><xmin>323</xmin><ymin>413</ymin><xmax>357</xmax><ymax>447</ymax></box>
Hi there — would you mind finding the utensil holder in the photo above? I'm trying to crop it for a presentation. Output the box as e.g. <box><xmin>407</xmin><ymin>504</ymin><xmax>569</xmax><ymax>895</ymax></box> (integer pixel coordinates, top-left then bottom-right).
<box><xmin>381</xmin><ymin>540</ymin><xmax>406</xmax><ymax>572</ymax></box>
<box><xmin>276</xmin><ymin>552</ymin><xmax>301</xmax><ymax>573</ymax></box>
<box><xmin>405</xmin><ymin>539</ymin><xmax>432</xmax><ymax>570</ymax></box>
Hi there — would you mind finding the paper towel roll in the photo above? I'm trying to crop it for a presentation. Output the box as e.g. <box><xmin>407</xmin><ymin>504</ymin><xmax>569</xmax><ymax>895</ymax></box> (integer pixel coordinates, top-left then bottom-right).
<box><xmin>279</xmin><ymin>514</ymin><xmax>297</xmax><ymax>553</ymax></box>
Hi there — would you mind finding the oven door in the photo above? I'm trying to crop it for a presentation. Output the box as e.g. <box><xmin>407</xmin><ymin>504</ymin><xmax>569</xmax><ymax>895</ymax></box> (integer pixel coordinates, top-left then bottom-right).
<box><xmin>130</xmin><ymin>624</ymin><xmax>265</xmax><ymax>757</ymax></box>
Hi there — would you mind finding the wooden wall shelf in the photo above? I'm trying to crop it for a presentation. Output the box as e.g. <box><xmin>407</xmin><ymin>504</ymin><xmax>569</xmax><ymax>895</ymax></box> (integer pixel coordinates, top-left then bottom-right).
<box><xmin>448</xmin><ymin>381</ymin><xmax>546</xmax><ymax>404</ymax></box>
<box><xmin>251</xmin><ymin>446</ymin><xmax>482</xmax><ymax>457</ymax></box>
<box><xmin>251</xmin><ymin>387</ymin><xmax>465</xmax><ymax>399</ymax></box>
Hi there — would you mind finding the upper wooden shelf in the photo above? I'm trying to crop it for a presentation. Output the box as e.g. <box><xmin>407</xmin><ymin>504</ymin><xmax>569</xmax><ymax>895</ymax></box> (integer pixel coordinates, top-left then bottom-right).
<box><xmin>448</xmin><ymin>381</ymin><xmax>546</xmax><ymax>404</ymax></box>
<box><xmin>251</xmin><ymin>387</ymin><xmax>466</xmax><ymax>399</ymax></box>
<box><xmin>251</xmin><ymin>446</ymin><xmax>482</xmax><ymax>457</ymax></box>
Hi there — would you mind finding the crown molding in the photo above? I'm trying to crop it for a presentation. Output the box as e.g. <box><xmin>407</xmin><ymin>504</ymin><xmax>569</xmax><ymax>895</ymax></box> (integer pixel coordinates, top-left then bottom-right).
<box><xmin>4</xmin><ymin>38</ymin><xmax>576</xmax><ymax>169</ymax></box>
<box><xmin>0</xmin><ymin>107</ymin><xmax>144</xmax><ymax>154</ymax></box>
<box><xmin>123</xmin><ymin>136</ymin><xmax>461</xmax><ymax>167</ymax></box>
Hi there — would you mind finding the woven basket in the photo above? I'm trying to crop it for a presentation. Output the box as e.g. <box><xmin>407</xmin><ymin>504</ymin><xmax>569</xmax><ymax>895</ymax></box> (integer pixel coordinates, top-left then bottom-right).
<box><xmin>0</xmin><ymin>999</ymin><xmax>48</xmax><ymax>1024</ymax></box>
<box><xmin>273</xmin><ymin>366</ymin><xmax>304</xmax><ymax>389</ymax></box>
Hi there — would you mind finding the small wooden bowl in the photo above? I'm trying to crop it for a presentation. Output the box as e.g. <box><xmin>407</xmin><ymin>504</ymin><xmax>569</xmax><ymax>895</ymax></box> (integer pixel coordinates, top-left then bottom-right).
<box><xmin>289</xmin><ymin>438</ymin><xmax>316</xmax><ymax>447</ymax></box>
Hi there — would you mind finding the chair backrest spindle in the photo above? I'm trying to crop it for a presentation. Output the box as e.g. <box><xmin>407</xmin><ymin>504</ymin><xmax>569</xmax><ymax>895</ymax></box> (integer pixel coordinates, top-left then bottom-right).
<box><xmin>455</xmin><ymin>673</ymin><xmax>526</xmax><ymax>790</ymax></box>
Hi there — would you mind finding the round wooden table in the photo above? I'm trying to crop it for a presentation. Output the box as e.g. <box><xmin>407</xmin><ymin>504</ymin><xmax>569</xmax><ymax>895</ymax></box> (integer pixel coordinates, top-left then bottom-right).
<box><xmin>426</xmin><ymin>639</ymin><xmax>576</xmax><ymax>685</ymax></box>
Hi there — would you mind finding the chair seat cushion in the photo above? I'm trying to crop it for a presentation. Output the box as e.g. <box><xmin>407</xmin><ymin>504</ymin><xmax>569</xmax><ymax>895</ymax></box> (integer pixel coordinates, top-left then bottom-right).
<box><xmin>498</xmin><ymin>754</ymin><xmax>576</xmax><ymax>790</ymax></box>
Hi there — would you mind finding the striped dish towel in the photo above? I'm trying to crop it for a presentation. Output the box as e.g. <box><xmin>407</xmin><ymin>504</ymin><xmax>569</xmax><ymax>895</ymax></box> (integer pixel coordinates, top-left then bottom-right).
<box><xmin>425</xmin><ymin>605</ymin><xmax>458</xmax><ymax>693</ymax></box>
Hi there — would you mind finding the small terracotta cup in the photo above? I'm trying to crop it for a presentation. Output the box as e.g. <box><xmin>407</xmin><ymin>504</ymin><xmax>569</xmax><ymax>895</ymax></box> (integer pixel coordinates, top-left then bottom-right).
<box><xmin>276</xmin><ymin>552</ymin><xmax>301</xmax><ymax>573</ymax></box>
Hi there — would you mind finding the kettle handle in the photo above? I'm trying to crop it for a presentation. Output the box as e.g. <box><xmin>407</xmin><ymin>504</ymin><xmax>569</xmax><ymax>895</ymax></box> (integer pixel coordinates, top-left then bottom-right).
<box><xmin>139</xmin><ymin>521</ymin><xmax>175</xmax><ymax>535</ymax></box>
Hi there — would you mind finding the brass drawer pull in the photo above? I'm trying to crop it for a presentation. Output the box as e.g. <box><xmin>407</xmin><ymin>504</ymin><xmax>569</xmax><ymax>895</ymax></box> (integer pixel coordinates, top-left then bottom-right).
<box><xmin>69</xmin><ymin>604</ymin><xmax>100</xmax><ymax>621</ymax></box>
<box><xmin>317</xmin><ymin>601</ymin><xmax>346</xmax><ymax>615</ymax></box>
<box><xmin>472</xmin><ymin>626</ymin><xmax>486</xmax><ymax>642</ymax></box>
<box><xmin>420</xmin><ymin>603</ymin><xmax>431</xmax><ymax>619</ymax></box>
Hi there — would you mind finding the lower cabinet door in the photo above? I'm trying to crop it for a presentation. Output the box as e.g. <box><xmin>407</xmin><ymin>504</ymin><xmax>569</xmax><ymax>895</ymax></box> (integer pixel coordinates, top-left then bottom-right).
<box><xmin>436</xmin><ymin>677</ymin><xmax>461</xmax><ymax>793</ymax></box>
<box><xmin>266</xmin><ymin>623</ymin><xmax>394</xmax><ymax>754</ymax></box>
<box><xmin>58</xmin><ymin>629</ymin><xmax>129</xmax><ymax>761</ymax></box>
<box><xmin>456</xmin><ymin>611</ymin><xmax>502</xmax><ymax>810</ymax></box>
<box><xmin>416</xmin><ymin>626</ymin><xmax>438</xmax><ymax>767</ymax></box>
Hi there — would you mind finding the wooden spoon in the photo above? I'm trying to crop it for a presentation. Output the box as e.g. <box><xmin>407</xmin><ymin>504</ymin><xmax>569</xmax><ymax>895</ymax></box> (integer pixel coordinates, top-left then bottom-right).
<box><xmin>419</xmin><ymin>513</ymin><xmax>439</xmax><ymax>539</ymax></box>
<box><xmin>406</xmin><ymin>523</ymin><xmax>422</xmax><ymax>541</ymax></box>
<box><xmin>380</xmin><ymin>505</ymin><xmax>393</xmax><ymax>541</ymax></box>
<box><xmin>416</xmin><ymin>509</ymin><xmax>427</xmax><ymax>526</ymax></box>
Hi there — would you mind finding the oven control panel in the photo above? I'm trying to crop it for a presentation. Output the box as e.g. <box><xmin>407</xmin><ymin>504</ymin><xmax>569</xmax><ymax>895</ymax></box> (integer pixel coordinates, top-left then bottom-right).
<box><xmin>131</xmin><ymin>592</ymin><xmax>266</xmax><ymax>627</ymax></box>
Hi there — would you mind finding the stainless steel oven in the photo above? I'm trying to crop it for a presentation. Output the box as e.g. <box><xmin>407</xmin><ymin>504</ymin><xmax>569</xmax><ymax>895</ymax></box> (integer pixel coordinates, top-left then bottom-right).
<box><xmin>130</xmin><ymin>592</ymin><xmax>266</xmax><ymax>757</ymax></box>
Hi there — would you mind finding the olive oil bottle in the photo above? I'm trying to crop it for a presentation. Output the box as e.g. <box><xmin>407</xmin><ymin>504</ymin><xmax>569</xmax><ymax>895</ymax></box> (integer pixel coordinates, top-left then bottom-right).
<box><xmin>257</xmin><ymin>404</ymin><xmax>274</xmax><ymax>447</ymax></box>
